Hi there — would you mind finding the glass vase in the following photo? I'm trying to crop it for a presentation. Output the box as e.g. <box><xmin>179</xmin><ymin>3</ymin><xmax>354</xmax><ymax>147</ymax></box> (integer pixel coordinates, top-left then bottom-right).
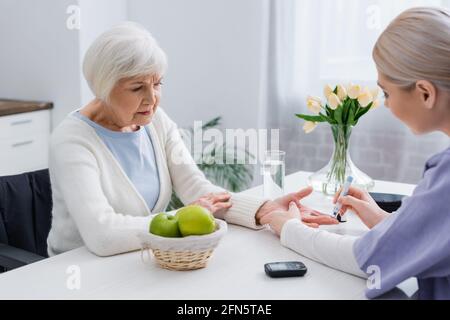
<box><xmin>309</xmin><ymin>124</ymin><xmax>375</xmax><ymax>196</ymax></box>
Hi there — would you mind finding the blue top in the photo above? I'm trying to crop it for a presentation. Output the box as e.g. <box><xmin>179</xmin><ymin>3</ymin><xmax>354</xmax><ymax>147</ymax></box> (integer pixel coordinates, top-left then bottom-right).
<box><xmin>354</xmin><ymin>146</ymin><xmax>450</xmax><ymax>300</ymax></box>
<box><xmin>74</xmin><ymin>111</ymin><xmax>160</xmax><ymax>212</ymax></box>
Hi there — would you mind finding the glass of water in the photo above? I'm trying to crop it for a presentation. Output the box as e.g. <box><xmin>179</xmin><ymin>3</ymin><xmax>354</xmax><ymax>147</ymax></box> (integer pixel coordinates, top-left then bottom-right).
<box><xmin>263</xmin><ymin>150</ymin><xmax>286</xmax><ymax>199</ymax></box>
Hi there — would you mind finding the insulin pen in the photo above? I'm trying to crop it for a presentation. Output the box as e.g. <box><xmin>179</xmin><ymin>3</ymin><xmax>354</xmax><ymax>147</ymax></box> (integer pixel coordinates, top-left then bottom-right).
<box><xmin>332</xmin><ymin>176</ymin><xmax>354</xmax><ymax>223</ymax></box>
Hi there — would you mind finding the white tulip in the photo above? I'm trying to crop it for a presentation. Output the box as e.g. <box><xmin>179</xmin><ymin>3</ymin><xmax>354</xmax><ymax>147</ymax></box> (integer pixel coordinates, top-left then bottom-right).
<box><xmin>357</xmin><ymin>88</ymin><xmax>374</xmax><ymax>108</ymax></box>
<box><xmin>348</xmin><ymin>84</ymin><xmax>362</xmax><ymax>99</ymax></box>
<box><xmin>336</xmin><ymin>84</ymin><xmax>347</xmax><ymax>101</ymax></box>
<box><xmin>306</xmin><ymin>96</ymin><xmax>322</xmax><ymax>114</ymax></box>
<box><xmin>303</xmin><ymin>121</ymin><xmax>318</xmax><ymax>134</ymax></box>
<box><xmin>327</xmin><ymin>93</ymin><xmax>342</xmax><ymax>110</ymax></box>
<box><xmin>308</xmin><ymin>96</ymin><xmax>322</xmax><ymax>104</ymax></box>
<box><xmin>324</xmin><ymin>84</ymin><xmax>334</xmax><ymax>99</ymax></box>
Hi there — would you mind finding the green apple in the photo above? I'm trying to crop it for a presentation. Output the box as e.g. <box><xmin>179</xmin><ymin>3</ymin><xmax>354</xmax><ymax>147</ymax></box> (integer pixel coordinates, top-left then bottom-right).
<box><xmin>149</xmin><ymin>213</ymin><xmax>182</xmax><ymax>238</ymax></box>
<box><xmin>176</xmin><ymin>205</ymin><xmax>216</xmax><ymax>237</ymax></box>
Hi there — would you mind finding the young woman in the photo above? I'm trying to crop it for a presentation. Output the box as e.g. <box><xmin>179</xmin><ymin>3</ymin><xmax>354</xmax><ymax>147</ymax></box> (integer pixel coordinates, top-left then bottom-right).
<box><xmin>260</xmin><ymin>7</ymin><xmax>450</xmax><ymax>300</ymax></box>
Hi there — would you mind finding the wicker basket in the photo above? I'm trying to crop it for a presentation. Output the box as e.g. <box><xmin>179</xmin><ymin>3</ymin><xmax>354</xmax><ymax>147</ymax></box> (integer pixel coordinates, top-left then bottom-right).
<box><xmin>137</xmin><ymin>219</ymin><xmax>227</xmax><ymax>271</ymax></box>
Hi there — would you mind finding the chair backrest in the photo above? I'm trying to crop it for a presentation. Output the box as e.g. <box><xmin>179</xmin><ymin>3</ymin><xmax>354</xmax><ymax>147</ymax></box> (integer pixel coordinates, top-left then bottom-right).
<box><xmin>0</xmin><ymin>169</ymin><xmax>52</xmax><ymax>257</ymax></box>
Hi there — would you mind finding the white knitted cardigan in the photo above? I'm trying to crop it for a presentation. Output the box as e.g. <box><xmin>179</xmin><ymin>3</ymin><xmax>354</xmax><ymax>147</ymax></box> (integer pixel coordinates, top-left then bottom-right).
<box><xmin>47</xmin><ymin>108</ymin><xmax>267</xmax><ymax>257</ymax></box>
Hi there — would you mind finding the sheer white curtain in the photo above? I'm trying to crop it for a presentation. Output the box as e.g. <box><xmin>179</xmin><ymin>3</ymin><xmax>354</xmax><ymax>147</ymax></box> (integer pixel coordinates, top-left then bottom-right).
<box><xmin>262</xmin><ymin>0</ymin><xmax>450</xmax><ymax>184</ymax></box>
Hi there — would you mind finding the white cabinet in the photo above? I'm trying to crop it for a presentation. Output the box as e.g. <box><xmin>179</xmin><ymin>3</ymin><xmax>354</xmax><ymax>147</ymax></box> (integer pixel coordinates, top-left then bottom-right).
<box><xmin>0</xmin><ymin>110</ymin><xmax>51</xmax><ymax>175</ymax></box>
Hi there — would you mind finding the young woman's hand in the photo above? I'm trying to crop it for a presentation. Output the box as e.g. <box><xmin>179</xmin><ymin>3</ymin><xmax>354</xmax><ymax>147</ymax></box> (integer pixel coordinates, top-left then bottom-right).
<box><xmin>333</xmin><ymin>186</ymin><xmax>389</xmax><ymax>229</ymax></box>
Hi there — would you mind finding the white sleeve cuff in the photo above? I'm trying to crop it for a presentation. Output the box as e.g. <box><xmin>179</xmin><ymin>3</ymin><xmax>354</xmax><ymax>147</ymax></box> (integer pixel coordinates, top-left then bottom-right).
<box><xmin>224</xmin><ymin>192</ymin><xmax>269</xmax><ymax>230</ymax></box>
<box><xmin>280</xmin><ymin>218</ymin><xmax>302</xmax><ymax>247</ymax></box>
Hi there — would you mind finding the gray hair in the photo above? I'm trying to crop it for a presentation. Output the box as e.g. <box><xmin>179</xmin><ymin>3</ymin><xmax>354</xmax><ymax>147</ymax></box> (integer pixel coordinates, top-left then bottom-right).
<box><xmin>83</xmin><ymin>22</ymin><xmax>168</xmax><ymax>101</ymax></box>
<box><xmin>373</xmin><ymin>7</ymin><xmax>450</xmax><ymax>91</ymax></box>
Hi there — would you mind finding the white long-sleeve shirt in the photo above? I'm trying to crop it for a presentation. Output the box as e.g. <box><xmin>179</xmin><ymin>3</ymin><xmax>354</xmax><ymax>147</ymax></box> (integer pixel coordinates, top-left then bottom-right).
<box><xmin>47</xmin><ymin>107</ymin><xmax>267</xmax><ymax>257</ymax></box>
<box><xmin>280</xmin><ymin>219</ymin><xmax>368</xmax><ymax>278</ymax></box>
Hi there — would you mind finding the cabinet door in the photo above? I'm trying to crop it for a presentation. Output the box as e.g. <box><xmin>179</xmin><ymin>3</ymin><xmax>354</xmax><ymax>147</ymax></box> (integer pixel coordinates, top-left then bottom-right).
<box><xmin>0</xmin><ymin>110</ymin><xmax>50</xmax><ymax>175</ymax></box>
<box><xmin>0</xmin><ymin>134</ymin><xmax>49</xmax><ymax>175</ymax></box>
<box><xmin>0</xmin><ymin>110</ymin><xmax>50</xmax><ymax>141</ymax></box>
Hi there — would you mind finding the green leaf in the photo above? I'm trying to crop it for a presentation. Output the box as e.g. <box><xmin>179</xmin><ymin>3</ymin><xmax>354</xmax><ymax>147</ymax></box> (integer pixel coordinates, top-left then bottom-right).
<box><xmin>202</xmin><ymin>116</ymin><xmax>221</xmax><ymax>130</ymax></box>
<box><xmin>334</xmin><ymin>105</ymin><xmax>344</xmax><ymax>124</ymax></box>
<box><xmin>318</xmin><ymin>113</ymin><xmax>331</xmax><ymax>123</ymax></box>
<box><xmin>342</xmin><ymin>98</ymin><xmax>351</xmax><ymax>124</ymax></box>
<box><xmin>325</xmin><ymin>106</ymin><xmax>332</xmax><ymax>118</ymax></box>
<box><xmin>325</xmin><ymin>106</ymin><xmax>338</xmax><ymax>124</ymax></box>
<box><xmin>354</xmin><ymin>102</ymin><xmax>372</xmax><ymax>121</ymax></box>
<box><xmin>327</xmin><ymin>105</ymin><xmax>334</xmax><ymax>118</ymax></box>
<box><xmin>295</xmin><ymin>114</ymin><xmax>326</xmax><ymax>123</ymax></box>
<box><xmin>347</xmin><ymin>102</ymin><xmax>355</xmax><ymax>126</ymax></box>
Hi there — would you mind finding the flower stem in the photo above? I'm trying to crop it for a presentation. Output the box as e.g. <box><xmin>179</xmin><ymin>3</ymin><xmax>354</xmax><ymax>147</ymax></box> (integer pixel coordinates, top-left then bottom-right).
<box><xmin>324</xmin><ymin>125</ymin><xmax>351</xmax><ymax>194</ymax></box>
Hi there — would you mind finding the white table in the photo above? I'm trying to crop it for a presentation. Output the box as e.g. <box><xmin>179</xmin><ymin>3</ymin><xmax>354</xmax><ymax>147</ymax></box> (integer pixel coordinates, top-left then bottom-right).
<box><xmin>0</xmin><ymin>171</ymin><xmax>418</xmax><ymax>300</ymax></box>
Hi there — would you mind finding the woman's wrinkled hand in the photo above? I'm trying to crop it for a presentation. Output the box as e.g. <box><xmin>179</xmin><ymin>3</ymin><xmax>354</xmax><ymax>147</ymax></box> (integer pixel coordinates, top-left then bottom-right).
<box><xmin>190</xmin><ymin>192</ymin><xmax>232</xmax><ymax>218</ymax></box>
<box><xmin>333</xmin><ymin>186</ymin><xmax>389</xmax><ymax>229</ymax></box>
<box><xmin>256</xmin><ymin>186</ymin><xmax>339</xmax><ymax>227</ymax></box>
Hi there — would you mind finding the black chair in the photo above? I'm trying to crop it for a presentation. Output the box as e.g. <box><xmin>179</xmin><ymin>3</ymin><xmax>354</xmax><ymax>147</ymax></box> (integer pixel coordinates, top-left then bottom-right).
<box><xmin>0</xmin><ymin>169</ymin><xmax>52</xmax><ymax>272</ymax></box>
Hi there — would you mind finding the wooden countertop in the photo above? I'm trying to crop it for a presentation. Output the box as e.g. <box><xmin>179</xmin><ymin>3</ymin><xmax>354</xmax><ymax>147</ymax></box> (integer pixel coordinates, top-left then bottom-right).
<box><xmin>0</xmin><ymin>99</ymin><xmax>53</xmax><ymax>117</ymax></box>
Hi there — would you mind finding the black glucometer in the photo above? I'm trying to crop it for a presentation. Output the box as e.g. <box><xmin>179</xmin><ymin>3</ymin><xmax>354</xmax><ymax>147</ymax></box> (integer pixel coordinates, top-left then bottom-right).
<box><xmin>369</xmin><ymin>192</ymin><xmax>406</xmax><ymax>213</ymax></box>
<box><xmin>264</xmin><ymin>261</ymin><xmax>308</xmax><ymax>278</ymax></box>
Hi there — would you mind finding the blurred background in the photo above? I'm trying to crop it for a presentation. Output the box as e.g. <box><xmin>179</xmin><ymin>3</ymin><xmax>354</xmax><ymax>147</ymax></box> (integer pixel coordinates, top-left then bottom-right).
<box><xmin>0</xmin><ymin>0</ymin><xmax>449</xmax><ymax>188</ymax></box>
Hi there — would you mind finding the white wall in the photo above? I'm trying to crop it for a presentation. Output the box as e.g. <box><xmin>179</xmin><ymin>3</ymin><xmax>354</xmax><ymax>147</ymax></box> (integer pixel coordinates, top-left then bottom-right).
<box><xmin>78</xmin><ymin>0</ymin><xmax>128</xmax><ymax>106</ymax></box>
<box><xmin>0</xmin><ymin>0</ymin><xmax>129</xmax><ymax>128</ymax></box>
<box><xmin>0</xmin><ymin>0</ymin><xmax>267</xmax><ymax>131</ymax></box>
<box><xmin>0</xmin><ymin>0</ymin><xmax>269</xmax><ymax>184</ymax></box>
<box><xmin>0</xmin><ymin>0</ymin><xmax>81</xmax><ymax>127</ymax></box>
<box><xmin>127</xmin><ymin>0</ymin><xmax>267</xmax><ymax>130</ymax></box>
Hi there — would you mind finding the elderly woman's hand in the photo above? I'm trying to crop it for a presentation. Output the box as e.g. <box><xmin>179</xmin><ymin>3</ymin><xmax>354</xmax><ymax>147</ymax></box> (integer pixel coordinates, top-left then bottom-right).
<box><xmin>190</xmin><ymin>192</ymin><xmax>232</xmax><ymax>217</ymax></box>
<box><xmin>256</xmin><ymin>187</ymin><xmax>339</xmax><ymax>227</ymax></box>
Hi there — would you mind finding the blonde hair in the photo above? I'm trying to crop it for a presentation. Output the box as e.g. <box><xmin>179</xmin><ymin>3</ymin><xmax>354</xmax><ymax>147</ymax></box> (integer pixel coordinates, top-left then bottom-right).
<box><xmin>83</xmin><ymin>22</ymin><xmax>168</xmax><ymax>102</ymax></box>
<box><xmin>373</xmin><ymin>7</ymin><xmax>450</xmax><ymax>92</ymax></box>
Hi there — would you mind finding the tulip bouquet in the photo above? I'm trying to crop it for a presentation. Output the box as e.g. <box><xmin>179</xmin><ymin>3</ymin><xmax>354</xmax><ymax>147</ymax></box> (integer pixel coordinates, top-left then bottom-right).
<box><xmin>297</xmin><ymin>84</ymin><xmax>380</xmax><ymax>133</ymax></box>
<box><xmin>296</xmin><ymin>84</ymin><xmax>379</xmax><ymax>195</ymax></box>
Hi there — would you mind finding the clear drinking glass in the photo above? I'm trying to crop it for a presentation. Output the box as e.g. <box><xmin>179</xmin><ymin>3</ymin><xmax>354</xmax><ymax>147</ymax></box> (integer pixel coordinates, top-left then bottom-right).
<box><xmin>263</xmin><ymin>150</ymin><xmax>286</xmax><ymax>199</ymax></box>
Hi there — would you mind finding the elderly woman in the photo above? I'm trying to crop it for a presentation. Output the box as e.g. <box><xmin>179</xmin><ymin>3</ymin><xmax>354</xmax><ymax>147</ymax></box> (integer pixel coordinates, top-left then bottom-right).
<box><xmin>262</xmin><ymin>7</ymin><xmax>450</xmax><ymax>300</ymax></box>
<box><xmin>46</xmin><ymin>23</ymin><xmax>337</xmax><ymax>257</ymax></box>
